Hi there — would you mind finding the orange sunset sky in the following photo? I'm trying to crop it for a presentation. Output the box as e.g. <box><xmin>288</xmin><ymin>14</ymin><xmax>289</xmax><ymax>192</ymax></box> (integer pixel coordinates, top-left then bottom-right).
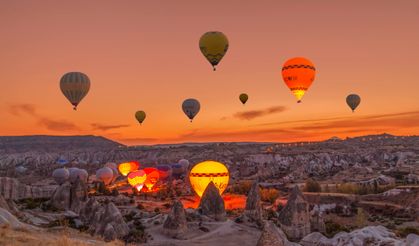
<box><xmin>0</xmin><ymin>1</ymin><xmax>418</xmax><ymax>145</ymax></box>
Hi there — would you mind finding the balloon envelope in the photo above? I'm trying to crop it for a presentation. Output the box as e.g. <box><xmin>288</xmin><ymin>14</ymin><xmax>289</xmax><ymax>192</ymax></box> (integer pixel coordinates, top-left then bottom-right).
<box><xmin>96</xmin><ymin>167</ymin><xmax>114</xmax><ymax>185</ymax></box>
<box><xmin>128</xmin><ymin>170</ymin><xmax>147</xmax><ymax>191</ymax></box>
<box><xmin>135</xmin><ymin>111</ymin><xmax>146</xmax><ymax>124</ymax></box>
<box><xmin>199</xmin><ymin>31</ymin><xmax>229</xmax><ymax>70</ymax></box>
<box><xmin>118</xmin><ymin>161</ymin><xmax>140</xmax><ymax>176</ymax></box>
<box><xmin>143</xmin><ymin>167</ymin><xmax>160</xmax><ymax>190</ymax></box>
<box><xmin>281</xmin><ymin>57</ymin><xmax>316</xmax><ymax>103</ymax></box>
<box><xmin>239</xmin><ymin>93</ymin><xmax>248</xmax><ymax>105</ymax></box>
<box><xmin>182</xmin><ymin>99</ymin><xmax>200</xmax><ymax>122</ymax></box>
<box><xmin>60</xmin><ymin>72</ymin><xmax>90</xmax><ymax>110</ymax></box>
<box><xmin>346</xmin><ymin>94</ymin><xmax>361</xmax><ymax>112</ymax></box>
<box><xmin>52</xmin><ymin>168</ymin><xmax>70</xmax><ymax>185</ymax></box>
<box><xmin>178</xmin><ymin>159</ymin><xmax>190</xmax><ymax>170</ymax></box>
<box><xmin>189</xmin><ymin>160</ymin><xmax>229</xmax><ymax>197</ymax></box>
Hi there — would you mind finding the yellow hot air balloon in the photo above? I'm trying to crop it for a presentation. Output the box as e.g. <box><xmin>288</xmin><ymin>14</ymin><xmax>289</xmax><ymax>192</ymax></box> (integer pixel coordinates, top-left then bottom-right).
<box><xmin>239</xmin><ymin>93</ymin><xmax>248</xmax><ymax>105</ymax></box>
<box><xmin>60</xmin><ymin>72</ymin><xmax>90</xmax><ymax>110</ymax></box>
<box><xmin>128</xmin><ymin>170</ymin><xmax>147</xmax><ymax>191</ymax></box>
<box><xmin>135</xmin><ymin>111</ymin><xmax>146</xmax><ymax>125</ymax></box>
<box><xmin>199</xmin><ymin>31</ymin><xmax>229</xmax><ymax>71</ymax></box>
<box><xmin>118</xmin><ymin>161</ymin><xmax>140</xmax><ymax>176</ymax></box>
<box><xmin>281</xmin><ymin>57</ymin><xmax>316</xmax><ymax>103</ymax></box>
<box><xmin>189</xmin><ymin>160</ymin><xmax>229</xmax><ymax>197</ymax></box>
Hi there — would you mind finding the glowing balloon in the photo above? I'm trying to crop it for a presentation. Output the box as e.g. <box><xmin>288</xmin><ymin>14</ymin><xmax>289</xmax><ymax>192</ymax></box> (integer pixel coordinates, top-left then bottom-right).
<box><xmin>189</xmin><ymin>160</ymin><xmax>229</xmax><ymax>197</ymax></box>
<box><xmin>143</xmin><ymin>167</ymin><xmax>160</xmax><ymax>190</ymax></box>
<box><xmin>135</xmin><ymin>111</ymin><xmax>146</xmax><ymax>125</ymax></box>
<box><xmin>118</xmin><ymin>161</ymin><xmax>140</xmax><ymax>176</ymax></box>
<box><xmin>281</xmin><ymin>57</ymin><xmax>316</xmax><ymax>103</ymax></box>
<box><xmin>199</xmin><ymin>31</ymin><xmax>229</xmax><ymax>71</ymax></box>
<box><xmin>60</xmin><ymin>72</ymin><xmax>90</xmax><ymax>110</ymax></box>
<box><xmin>96</xmin><ymin>167</ymin><xmax>114</xmax><ymax>185</ymax></box>
<box><xmin>182</xmin><ymin>98</ymin><xmax>200</xmax><ymax>122</ymax></box>
<box><xmin>128</xmin><ymin>170</ymin><xmax>147</xmax><ymax>191</ymax></box>
<box><xmin>239</xmin><ymin>93</ymin><xmax>248</xmax><ymax>105</ymax></box>
<box><xmin>346</xmin><ymin>94</ymin><xmax>361</xmax><ymax>112</ymax></box>
<box><xmin>52</xmin><ymin>168</ymin><xmax>70</xmax><ymax>185</ymax></box>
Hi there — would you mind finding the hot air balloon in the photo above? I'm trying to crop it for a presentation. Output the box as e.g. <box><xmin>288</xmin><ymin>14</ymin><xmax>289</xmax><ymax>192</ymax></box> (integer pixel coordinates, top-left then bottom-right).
<box><xmin>128</xmin><ymin>170</ymin><xmax>147</xmax><ymax>191</ymax></box>
<box><xmin>118</xmin><ymin>161</ymin><xmax>140</xmax><ymax>176</ymax></box>
<box><xmin>182</xmin><ymin>98</ymin><xmax>200</xmax><ymax>122</ymax></box>
<box><xmin>135</xmin><ymin>111</ymin><xmax>146</xmax><ymax>125</ymax></box>
<box><xmin>346</xmin><ymin>94</ymin><xmax>361</xmax><ymax>112</ymax></box>
<box><xmin>57</xmin><ymin>156</ymin><xmax>69</xmax><ymax>166</ymax></box>
<box><xmin>105</xmin><ymin>162</ymin><xmax>119</xmax><ymax>182</ymax></box>
<box><xmin>96</xmin><ymin>167</ymin><xmax>114</xmax><ymax>185</ymax></box>
<box><xmin>52</xmin><ymin>168</ymin><xmax>70</xmax><ymax>185</ymax></box>
<box><xmin>60</xmin><ymin>72</ymin><xmax>91</xmax><ymax>110</ymax></box>
<box><xmin>199</xmin><ymin>31</ymin><xmax>229</xmax><ymax>71</ymax></box>
<box><xmin>281</xmin><ymin>57</ymin><xmax>316</xmax><ymax>103</ymax></box>
<box><xmin>143</xmin><ymin>167</ymin><xmax>160</xmax><ymax>191</ymax></box>
<box><xmin>156</xmin><ymin>165</ymin><xmax>172</xmax><ymax>180</ymax></box>
<box><xmin>171</xmin><ymin>163</ymin><xmax>185</xmax><ymax>179</ymax></box>
<box><xmin>15</xmin><ymin>166</ymin><xmax>27</xmax><ymax>174</ymax></box>
<box><xmin>189</xmin><ymin>160</ymin><xmax>229</xmax><ymax>197</ymax></box>
<box><xmin>178</xmin><ymin>159</ymin><xmax>190</xmax><ymax>170</ymax></box>
<box><xmin>69</xmin><ymin>168</ymin><xmax>88</xmax><ymax>183</ymax></box>
<box><xmin>239</xmin><ymin>93</ymin><xmax>248</xmax><ymax>105</ymax></box>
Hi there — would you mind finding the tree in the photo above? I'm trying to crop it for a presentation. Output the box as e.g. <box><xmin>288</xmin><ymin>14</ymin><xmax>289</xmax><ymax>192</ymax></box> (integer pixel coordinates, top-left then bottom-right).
<box><xmin>304</xmin><ymin>178</ymin><xmax>322</xmax><ymax>192</ymax></box>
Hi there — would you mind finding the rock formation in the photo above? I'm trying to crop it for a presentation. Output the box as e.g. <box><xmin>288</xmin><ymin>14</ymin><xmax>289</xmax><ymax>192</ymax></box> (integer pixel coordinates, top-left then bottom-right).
<box><xmin>300</xmin><ymin>225</ymin><xmax>405</xmax><ymax>246</ymax></box>
<box><xmin>257</xmin><ymin>221</ymin><xmax>300</xmax><ymax>246</ymax></box>
<box><xmin>163</xmin><ymin>200</ymin><xmax>188</xmax><ymax>238</ymax></box>
<box><xmin>80</xmin><ymin>198</ymin><xmax>129</xmax><ymax>241</ymax></box>
<box><xmin>244</xmin><ymin>181</ymin><xmax>262</xmax><ymax>224</ymax></box>
<box><xmin>198</xmin><ymin>181</ymin><xmax>226</xmax><ymax>221</ymax></box>
<box><xmin>278</xmin><ymin>186</ymin><xmax>311</xmax><ymax>241</ymax></box>
<box><xmin>50</xmin><ymin>177</ymin><xmax>87</xmax><ymax>213</ymax></box>
<box><xmin>0</xmin><ymin>177</ymin><xmax>55</xmax><ymax>200</ymax></box>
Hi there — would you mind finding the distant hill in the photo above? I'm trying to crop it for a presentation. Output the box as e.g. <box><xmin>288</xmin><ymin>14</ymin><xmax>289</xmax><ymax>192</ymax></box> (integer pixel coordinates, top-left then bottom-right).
<box><xmin>0</xmin><ymin>135</ymin><xmax>124</xmax><ymax>153</ymax></box>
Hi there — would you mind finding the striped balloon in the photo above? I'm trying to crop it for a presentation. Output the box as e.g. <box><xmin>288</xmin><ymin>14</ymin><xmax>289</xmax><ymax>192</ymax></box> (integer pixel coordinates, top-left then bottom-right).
<box><xmin>60</xmin><ymin>72</ymin><xmax>91</xmax><ymax>110</ymax></box>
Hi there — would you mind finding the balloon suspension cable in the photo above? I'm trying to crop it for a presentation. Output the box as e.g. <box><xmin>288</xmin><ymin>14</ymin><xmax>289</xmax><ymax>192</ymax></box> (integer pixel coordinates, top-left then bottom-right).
<box><xmin>73</xmin><ymin>106</ymin><xmax>77</xmax><ymax>111</ymax></box>
<box><xmin>190</xmin><ymin>119</ymin><xmax>193</xmax><ymax>123</ymax></box>
<box><xmin>213</xmin><ymin>66</ymin><xmax>216</xmax><ymax>71</ymax></box>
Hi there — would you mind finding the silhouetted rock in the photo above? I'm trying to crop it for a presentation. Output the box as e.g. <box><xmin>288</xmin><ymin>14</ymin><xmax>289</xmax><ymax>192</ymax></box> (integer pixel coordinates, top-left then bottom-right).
<box><xmin>278</xmin><ymin>186</ymin><xmax>310</xmax><ymax>241</ymax></box>
<box><xmin>198</xmin><ymin>182</ymin><xmax>226</xmax><ymax>221</ymax></box>
<box><xmin>50</xmin><ymin>181</ymin><xmax>71</xmax><ymax>210</ymax></box>
<box><xmin>50</xmin><ymin>178</ymin><xmax>87</xmax><ymax>212</ymax></box>
<box><xmin>163</xmin><ymin>200</ymin><xmax>187</xmax><ymax>238</ymax></box>
<box><xmin>245</xmin><ymin>181</ymin><xmax>262</xmax><ymax>223</ymax></box>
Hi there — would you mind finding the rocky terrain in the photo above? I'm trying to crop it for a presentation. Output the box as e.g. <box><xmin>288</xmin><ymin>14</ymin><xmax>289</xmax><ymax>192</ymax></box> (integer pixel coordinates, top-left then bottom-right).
<box><xmin>0</xmin><ymin>133</ymin><xmax>418</xmax><ymax>245</ymax></box>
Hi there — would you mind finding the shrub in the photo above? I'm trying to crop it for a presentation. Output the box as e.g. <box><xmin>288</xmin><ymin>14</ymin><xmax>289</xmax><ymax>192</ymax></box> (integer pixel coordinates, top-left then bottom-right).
<box><xmin>260</xmin><ymin>188</ymin><xmax>279</xmax><ymax>204</ymax></box>
<box><xmin>232</xmin><ymin>180</ymin><xmax>253</xmax><ymax>195</ymax></box>
<box><xmin>396</xmin><ymin>227</ymin><xmax>419</xmax><ymax>238</ymax></box>
<box><xmin>304</xmin><ymin>178</ymin><xmax>321</xmax><ymax>192</ymax></box>
<box><xmin>325</xmin><ymin>221</ymin><xmax>350</xmax><ymax>237</ymax></box>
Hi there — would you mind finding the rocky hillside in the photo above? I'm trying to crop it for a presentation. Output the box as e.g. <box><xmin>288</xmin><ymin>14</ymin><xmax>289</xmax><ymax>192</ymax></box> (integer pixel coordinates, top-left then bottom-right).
<box><xmin>0</xmin><ymin>135</ymin><xmax>124</xmax><ymax>154</ymax></box>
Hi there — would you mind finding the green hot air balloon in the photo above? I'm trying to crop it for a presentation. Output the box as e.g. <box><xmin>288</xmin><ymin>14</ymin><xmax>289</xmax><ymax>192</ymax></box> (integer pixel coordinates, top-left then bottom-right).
<box><xmin>182</xmin><ymin>98</ymin><xmax>200</xmax><ymax>122</ymax></box>
<box><xmin>239</xmin><ymin>93</ymin><xmax>248</xmax><ymax>105</ymax></box>
<box><xmin>346</xmin><ymin>94</ymin><xmax>361</xmax><ymax>112</ymax></box>
<box><xmin>135</xmin><ymin>111</ymin><xmax>146</xmax><ymax>125</ymax></box>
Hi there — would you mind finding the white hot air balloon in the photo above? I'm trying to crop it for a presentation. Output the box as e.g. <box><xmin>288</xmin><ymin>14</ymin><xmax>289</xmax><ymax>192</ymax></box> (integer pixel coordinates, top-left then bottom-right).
<box><xmin>182</xmin><ymin>98</ymin><xmax>200</xmax><ymax>122</ymax></box>
<box><xmin>95</xmin><ymin>167</ymin><xmax>114</xmax><ymax>185</ymax></box>
<box><xmin>52</xmin><ymin>168</ymin><xmax>70</xmax><ymax>185</ymax></box>
<box><xmin>178</xmin><ymin>159</ymin><xmax>190</xmax><ymax>170</ymax></box>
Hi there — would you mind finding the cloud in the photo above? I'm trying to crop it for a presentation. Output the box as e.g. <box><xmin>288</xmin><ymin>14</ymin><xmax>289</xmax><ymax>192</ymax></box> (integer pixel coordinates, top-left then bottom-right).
<box><xmin>38</xmin><ymin>118</ymin><xmax>79</xmax><ymax>131</ymax></box>
<box><xmin>234</xmin><ymin>106</ymin><xmax>287</xmax><ymax>120</ymax></box>
<box><xmin>91</xmin><ymin>123</ymin><xmax>130</xmax><ymax>131</ymax></box>
<box><xmin>8</xmin><ymin>103</ymin><xmax>79</xmax><ymax>132</ymax></box>
<box><xmin>8</xmin><ymin>103</ymin><xmax>37</xmax><ymax>116</ymax></box>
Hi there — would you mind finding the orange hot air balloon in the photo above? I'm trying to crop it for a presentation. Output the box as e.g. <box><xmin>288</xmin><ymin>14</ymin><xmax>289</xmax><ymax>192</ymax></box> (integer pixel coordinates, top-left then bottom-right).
<box><xmin>143</xmin><ymin>167</ymin><xmax>160</xmax><ymax>191</ymax></box>
<box><xmin>128</xmin><ymin>170</ymin><xmax>147</xmax><ymax>191</ymax></box>
<box><xmin>189</xmin><ymin>160</ymin><xmax>229</xmax><ymax>197</ymax></box>
<box><xmin>118</xmin><ymin>161</ymin><xmax>140</xmax><ymax>176</ymax></box>
<box><xmin>281</xmin><ymin>57</ymin><xmax>316</xmax><ymax>103</ymax></box>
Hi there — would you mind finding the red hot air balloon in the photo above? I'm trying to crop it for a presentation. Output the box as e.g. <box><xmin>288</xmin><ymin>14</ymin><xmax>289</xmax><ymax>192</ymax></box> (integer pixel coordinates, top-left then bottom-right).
<box><xmin>143</xmin><ymin>167</ymin><xmax>160</xmax><ymax>191</ymax></box>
